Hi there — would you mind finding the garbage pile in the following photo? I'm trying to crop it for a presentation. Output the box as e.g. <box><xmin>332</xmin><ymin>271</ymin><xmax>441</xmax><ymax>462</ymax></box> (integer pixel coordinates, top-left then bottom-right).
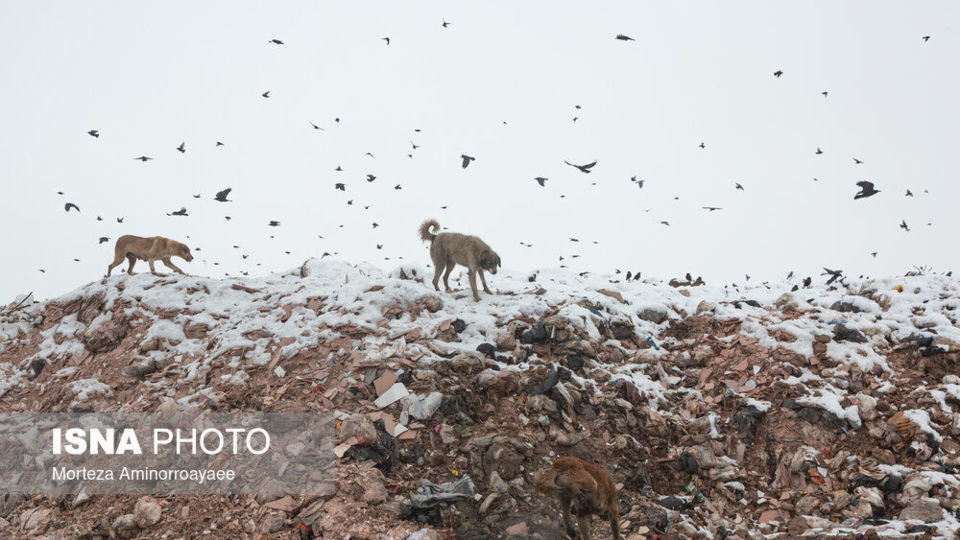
<box><xmin>1</xmin><ymin>259</ymin><xmax>959</xmax><ymax>538</ymax></box>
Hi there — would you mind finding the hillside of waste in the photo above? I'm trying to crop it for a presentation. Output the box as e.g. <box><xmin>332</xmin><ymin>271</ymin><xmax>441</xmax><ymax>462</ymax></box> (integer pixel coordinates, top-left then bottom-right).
<box><xmin>1</xmin><ymin>259</ymin><xmax>959</xmax><ymax>539</ymax></box>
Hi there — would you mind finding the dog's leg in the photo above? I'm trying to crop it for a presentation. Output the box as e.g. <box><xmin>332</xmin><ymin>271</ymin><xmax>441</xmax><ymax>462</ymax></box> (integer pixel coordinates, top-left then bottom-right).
<box><xmin>442</xmin><ymin>263</ymin><xmax>454</xmax><ymax>293</ymax></box>
<box><xmin>560</xmin><ymin>494</ymin><xmax>576</xmax><ymax>538</ymax></box>
<box><xmin>162</xmin><ymin>258</ymin><xmax>186</xmax><ymax>275</ymax></box>
<box><xmin>479</xmin><ymin>270</ymin><xmax>493</xmax><ymax>294</ymax></box>
<box><xmin>148</xmin><ymin>260</ymin><xmax>161</xmax><ymax>276</ymax></box>
<box><xmin>126</xmin><ymin>254</ymin><xmax>137</xmax><ymax>275</ymax></box>
<box><xmin>468</xmin><ymin>269</ymin><xmax>480</xmax><ymax>301</ymax></box>
<box><xmin>432</xmin><ymin>264</ymin><xmax>442</xmax><ymax>291</ymax></box>
<box><xmin>578</xmin><ymin>514</ymin><xmax>592</xmax><ymax>540</ymax></box>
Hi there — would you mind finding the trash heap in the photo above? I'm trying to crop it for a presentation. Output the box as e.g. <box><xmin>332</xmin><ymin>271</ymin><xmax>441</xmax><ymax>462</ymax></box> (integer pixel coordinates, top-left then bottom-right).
<box><xmin>1</xmin><ymin>259</ymin><xmax>959</xmax><ymax>539</ymax></box>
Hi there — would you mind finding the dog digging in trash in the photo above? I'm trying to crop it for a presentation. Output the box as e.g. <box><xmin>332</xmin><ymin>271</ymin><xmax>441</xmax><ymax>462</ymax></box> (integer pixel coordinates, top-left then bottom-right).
<box><xmin>106</xmin><ymin>235</ymin><xmax>193</xmax><ymax>277</ymax></box>
<box><xmin>534</xmin><ymin>456</ymin><xmax>621</xmax><ymax>540</ymax></box>
<box><xmin>418</xmin><ymin>219</ymin><xmax>501</xmax><ymax>301</ymax></box>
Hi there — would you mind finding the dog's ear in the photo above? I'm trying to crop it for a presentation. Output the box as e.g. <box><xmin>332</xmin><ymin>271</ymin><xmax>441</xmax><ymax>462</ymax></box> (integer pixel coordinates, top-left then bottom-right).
<box><xmin>496</xmin><ymin>254</ymin><xmax>501</xmax><ymax>268</ymax></box>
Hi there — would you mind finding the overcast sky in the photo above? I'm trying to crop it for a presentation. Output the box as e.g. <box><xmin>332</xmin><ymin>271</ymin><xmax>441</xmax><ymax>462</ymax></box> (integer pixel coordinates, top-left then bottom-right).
<box><xmin>1</xmin><ymin>2</ymin><xmax>957</xmax><ymax>302</ymax></box>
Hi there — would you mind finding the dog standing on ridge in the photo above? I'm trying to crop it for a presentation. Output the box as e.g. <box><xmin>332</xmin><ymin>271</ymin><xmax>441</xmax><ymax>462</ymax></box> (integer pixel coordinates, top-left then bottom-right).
<box><xmin>418</xmin><ymin>219</ymin><xmax>500</xmax><ymax>301</ymax></box>
<box><xmin>106</xmin><ymin>235</ymin><xmax>193</xmax><ymax>277</ymax></box>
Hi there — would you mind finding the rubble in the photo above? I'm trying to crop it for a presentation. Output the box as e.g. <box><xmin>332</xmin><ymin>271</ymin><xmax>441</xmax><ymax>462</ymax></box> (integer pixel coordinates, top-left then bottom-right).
<box><xmin>1</xmin><ymin>261</ymin><xmax>959</xmax><ymax>538</ymax></box>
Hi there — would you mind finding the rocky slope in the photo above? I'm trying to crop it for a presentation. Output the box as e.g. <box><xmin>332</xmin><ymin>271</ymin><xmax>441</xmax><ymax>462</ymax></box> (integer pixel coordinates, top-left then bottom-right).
<box><xmin>1</xmin><ymin>260</ymin><xmax>959</xmax><ymax>539</ymax></box>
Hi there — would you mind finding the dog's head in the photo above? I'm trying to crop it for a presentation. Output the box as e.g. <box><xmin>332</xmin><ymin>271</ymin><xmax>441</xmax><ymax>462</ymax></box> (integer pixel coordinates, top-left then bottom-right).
<box><xmin>479</xmin><ymin>250</ymin><xmax>501</xmax><ymax>274</ymax></box>
<box><xmin>176</xmin><ymin>242</ymin><xmax>194</xmax><ymax>262</ymax></box>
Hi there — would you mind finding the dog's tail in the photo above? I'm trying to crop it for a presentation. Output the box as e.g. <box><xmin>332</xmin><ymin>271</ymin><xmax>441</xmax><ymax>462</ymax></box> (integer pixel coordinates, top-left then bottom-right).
<box><xmin>418</xmin><ymin>219</ymin><xmax>440</xmax><ymax>243</ymax></box>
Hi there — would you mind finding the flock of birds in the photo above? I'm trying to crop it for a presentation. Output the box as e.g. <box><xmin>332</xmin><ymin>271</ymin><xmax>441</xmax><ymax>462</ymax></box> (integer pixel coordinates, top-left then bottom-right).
<box><xmin>46</xmin><ymin>26</ymin><xmax>941</xmax><ymax>289</ymax></box>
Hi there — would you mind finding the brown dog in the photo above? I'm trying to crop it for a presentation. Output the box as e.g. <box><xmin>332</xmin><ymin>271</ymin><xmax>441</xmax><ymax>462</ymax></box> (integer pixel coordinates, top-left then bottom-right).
<box><xmin>106</xmin><ymin>235</ymin><xmax>193</xmax><ymax>277</ymax></box>
<box><xmin>418</xmin><ymin>219</ymin><xmax>500</xmax><ymax>301</ymax></box>
<box><xmin>534</xmin><ymin>456</ymin><xmax>620</xmax><ymax>540</ymax></box>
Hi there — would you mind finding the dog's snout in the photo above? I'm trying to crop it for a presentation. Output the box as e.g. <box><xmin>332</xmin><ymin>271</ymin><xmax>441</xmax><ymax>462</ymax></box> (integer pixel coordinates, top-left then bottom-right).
<box><xmin>490</xmin><ymin>268</ymin><xmax>497</xmax><ymax>275</ymax></box>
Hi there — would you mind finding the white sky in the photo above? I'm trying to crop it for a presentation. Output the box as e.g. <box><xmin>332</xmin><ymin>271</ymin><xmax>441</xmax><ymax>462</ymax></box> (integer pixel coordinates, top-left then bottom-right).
<box><xmin>1</xmin><ymin>2</ymin><xmax>957</xmax><ymax>302</ymax></box>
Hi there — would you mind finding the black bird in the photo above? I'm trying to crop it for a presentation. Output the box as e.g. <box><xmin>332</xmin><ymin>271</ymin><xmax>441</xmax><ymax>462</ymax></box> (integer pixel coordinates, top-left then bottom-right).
<box><xmin>871</xmin><ymin>252</ymin><xmax>878</xmax><ymax>258</ymax></box>
<box><xmin>853</xmin><ymin>158</ymin><xmax>864</xmax><ymax>164</ymax></box>
<box><xmin>38</xmin><ymin>269</ymin><xmax>45</xmax><ymax>273</ymax></box>
<box><xmin>382</xmin><ymin>37</ymin><xmax>390</xmax><ymax>45</ymax></box>
<box><xmin>364</xmin><ymin>152</ymin><xmax>374</xmax><ymax>157</ymax></box>
<box><xmin>88</xmin><ymin>130</ymin><xmax>99</xmax><ymax>138</ymax></box>
<box><xmin>854</xmin><ymin>181</ymin><xmax>880</xmax><ymax>199</ymax></box>
<box><xmin>411</xmin><ymin>141</ymin><xmax>420</xmax><ymax>149</ymax></box>
<box><xmin>168</xmin><ymin>207</ymin><xmax>188</xmax><ymax>216</ymax></box>
<box><xmin>99</xmin><ymin>237</ymin><xmax>109</xmax><ymax>244</ymax></box>
<box><xmin>225</xmin><ymin>216</ymin><xmax>231</xmax><ymax>221</ymax></box>
<box><xmin>821</xmin><ymin>91</ymin><xmax>828</xmax><ymax>97</ymax></box>
<box><xmin>97</xmin><ymin>216</ymin><xmax>103</xmax><ymax>221</ymax></box>
<box><xmin>64</xmin><ymin>203</ymin><xmax>80</xmax><ymax>212</ymax></box>
<box><xmin>269</xmin><ymin>38</ymin><xmax>284</xmax><ymax>45</ymax></box>
<box><xmin>631</xmin><ymin>176</ymin><xmax>644</xmax><ymax>188</ymax></box>
<box><xmin>786</xmin><ymin>271</ymin><xmax>793</xmax><ymax>279</ymax></box>
<box><xmin>535</xmin><ymin>177</ymin><xmax>548</xmax><ymax>187</ymax></box>
<box><xmin>660</xmin><ymin>221</ymin><xmax>670</xmax><ymax>226</ymax></box>
<box><xmin>192</xmin><ymin>194</ymin><xmax>200</xmax><ymax>198</ymax></box>
<box><xmin>442</xmin><ymin>19</ymin><xmax>450</xmax><ymax>28</ymax></box>
<box><xmin>262</xmin><ymin>91</ymin><xmax>270</xmax><ymax>98</ymax></box>
<box><xmin>310</xmin><ymin>122</ymin><xmax>324</xmax><ymax>130</ymax></box>
<box><xmin>394</xmin><ymin>184</ymin><xmax>402</xmax><ymax>190</ymax></box>
<box><xmin>216</xmin><ymin>141</ymin><xmax>225</xmax><ymax>147</ymax></box>
<box><xmin>815</xmin><ymin>147</ymin><xmax>823</xmax><ymax>155</ymax></box>
<box><xmin>615</xmin><ymin>34</ymin><xmax>635</xmax><ymax>41</ymax></box>
<box><xmin>133</xmin><ymin>156</ymin><xmax>152</xmax><ymax>162</ymax></box>
<box><xmin>570</xmin><ymin>238</ymin><xmax>579</xmax><ymax>242</ymax></box>
<box><xmin>347</xmin><ymin>200</ymin><xmax>353</xmax><ymax>205</ymax></box>
<box><xmin>685</xmin><ymin>272</ymin><xmax>692</xmax><ymax>281</ymax></box>
<box><xmin>117</xmin><ymin>217</ymin><xmax>123</xmax><ymax>223</ymax></box>
<box><xmin>822</xmin><ymin>267</ymin><xmax>843</xmax><ymax>285</ymax></box>
<box><xmin>735</xmin><ymin>183</ymin><xmax>744</xmax><ymax>191</ymax></box>
<box><xmin>335</xmin><ymin>183</ymin><xmax>345</xmax><ymax>191</ymax></box>
<box><xmin>802</xmin><ymin>277</ymin><xmax>812</xmax><ymax>287</ymax></box>
<box><xmin>563</xmin><ymin>160</ymin><xmax>597</xmax><ymax>173</ymax></box>
<box><xmin>702</xmin><ymin>206</ymin><xmax>722</xmax><ymax>211</ymax></box>
<box><xmin>922</xmin><ymin>35</ymin><xmax>930</xmax><ymax>42</ymax></box>
<box><xmin>177</xmin><ymin>142</ymin><xmax>185</xmax><ymax>153</ymax></box>
<box><xmin>699</xmin><ymin>142</ymin><xmax>705</xmax><ymax>149</ymax></box>
<box><xmin>900</xmin><ymin>220</ymin><xmax>910</xmax><ymax>231</ymax></box>
<box><xmin>460</xmin><ymin>154</ymin><xmax>475</xmax><ymax>168</ymax></box>
<box><xmin>377</xmin><ymin>244</ymin><xmax>383</xmax><ymax>249</ymax></box>
<box><xmin>372</xmin><ymin>222</ymin><xmax>379</xmax><ymax>228</ymax></box>
<box><xmin>335</xmin><ymin>166</ymin><xmax>343</xmax><ymax>171</ymax></box>
<box><xmin>367</xmin><ymin>174</ymin><xmax>376</xmax><ymax>182</ymax></box>
<box><xmin>269</xmin><ymin>220</ymin><xmax>280</xmax><ymax>227</ymax></box>
<box><xmin>773</xmin><ymin>70</ymin><xmax>783</xmax><ymax>78</ymax></box>
<box><xmin>215</xmin><ymin>188</ymin><xmax>232</xmax><ymax>202</ymax></box>
<box><xmin>906</xmin><ymin>189</ymin><xmax>913</xmax><ymax>197</ymax></box>
<box><xmin>626</xmin><ymin>271</ymin><xmax>632</xmax><ymax>280</ymax></box>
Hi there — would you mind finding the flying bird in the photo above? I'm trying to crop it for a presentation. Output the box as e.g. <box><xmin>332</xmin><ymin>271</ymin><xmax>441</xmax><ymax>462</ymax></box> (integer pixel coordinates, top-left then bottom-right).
<box><xmin>535</xmin><ymin>177</ymin><xmax>547</xmax><ymax>187</ymax></box>
<box><xmin>460</xmin><ymin>154</ymin><xmax>475</xmax><ymax>168</ymax></box>
<box><xmin>335</xmin><ymin>183</ymin><xmax>345</xmax><ymax>191</ymax></box>
<box><xmin>900</xmin><ymin>220</ymin><xmax>909</xmax><ymax>231</ymax></box>
<box><xmin>262</xmin><ymin>91</ymin><xmax>270</xmax><ymax>98</ymax></box>
<box><xmin>394</xmin><ymin>184</ymin><xmax>402</xmax><ymax>190</ymax></box>
<box><xmin>815</xmin><ymin>147</ymin><xmax>823</xmax><ymax>155</ymax></box>
<box><xmin>372</xmin><ymin>222</ymin><xmax>379</xmax><ymax>229</ymax></box>
<box><xmin>773</xmin><ymin>70</ymin><xmax>783</xmax><ymax>78</ymax></box>
<box><xmin>702</xmin><ymin>206</ymin><xmax>722</xmax><ymax>211</ymax></box>
<box><xmin>168</xmin><ymin>207</ymin><xmax>188</xmax><ymax>216</ymax></box>
<box><xmin>854</xmin><ymin>181</ymin><xmax>880</xmax><ymax>199</ymax></box>
<box><xmin>821</xmin><ymin>91</ymin><xmax>828</xmax><ymax>97</ymax></box>
<box><xmin>269</xmin><ymin>220</ymin><xmax>280</xmax><ymax>227</ymax></box>
<box><xmin>335</xmin><ymin>166</ymin><xmax>343</xmax><ymax>171</ymax></box>
<box><xmin>442</xmin><ymin>19</ymin><xmax>450</xmax><ymax>28</ymax></box>
<box><xmin>660</xmin><ymin>221</ymin><xmax>670</xmax><ymax>226</ymax></box>
<box><xmin>615</xmin><ymin>34</ymin><xmax>635</xmax><ymax>41</ymax></box>
<box><xmin>133</xmin><ymin>156</ymin><xmax>152</xmax><ymax>161</ymax></box>
<box><xmin>699</xmin><ymin>142</ymin><xmax>706</xmax><ymax>149</ymax></box>
<box><xmin>214</xmin><ymin>188</ymin><xmax>232</xmax><ymax>202</ymax></box>
<box><xmin>366</xmin><ymin>174</ymin><xmax>376</xmax><ymax>182</ymax></box>
<box><xmin>906</xmin><ymin>189</ymin><xmax>913</xmax><ymax>197</ymax></box>
<box><xmin>922</xmin><ymin>35</ymin><xmax>930</xmax><ymax>42</ymax></box>
<box><xmin>99</xmin><ymin>237</ymin><xmax>109</xmax><ymax>244</ymax></box>
<box><xmin>853</xmin><ymin>158</ymin><xmax>864</xmax><ymax>164</ymax></box>
<box><xmin>563</xmin><ymin>160</ymin><xmax>597</xmax><ymax>173</ymax></box>
<box><xmin>269</xmin><ymin>38</ymin><xmax>284</xmax><ymax>45</ymax></box>
<box><xmin>176</xmin><ymin>142</ymin><xmax>185</xmax><ymax>153</ymax></box>
<box><xmin>822</xmin><ymin>267</ymin><xmax>843</xmax><ymax>285</ymax></box>
<box><xmin>192</xmin><ymin>194</ymin><xmax>200</xmax><ymax>198</ymax></box>
<box><xmin>871</xmin><ymin>252</ymin><xmax>878</xmax><ymax>258</ymax></box>
<box><xmin>64</xmin><ymin>203</ymin><xmax>80</xmax><ymax>212</ymax></box>
<box><xmin>88</xmin><ymin>130</ymin><xmax>99</xmax><ymax>138</ymax></box>
<box><xmin>310</xmin><ymin>122</ymin><xmax>324</xmax><ymax>130</ymax></box>
<box><xmin>116</xmin><ymin>217</ymin><xmax>124</xmax><ymax>223</ymax></box>
<box><xmin>216</xmin><ymin>141</ymin><xmax>224</xmax><ymax>147</ymax></box>
<box><xmin>382</xmin><ymin>37</ymin><xmax>390</xmax><ymax>45</ymax></box>
<box><xmin>631</xmin><ymin>176</ymin><xmax>644</xmax><ymax>188</ymax></box>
